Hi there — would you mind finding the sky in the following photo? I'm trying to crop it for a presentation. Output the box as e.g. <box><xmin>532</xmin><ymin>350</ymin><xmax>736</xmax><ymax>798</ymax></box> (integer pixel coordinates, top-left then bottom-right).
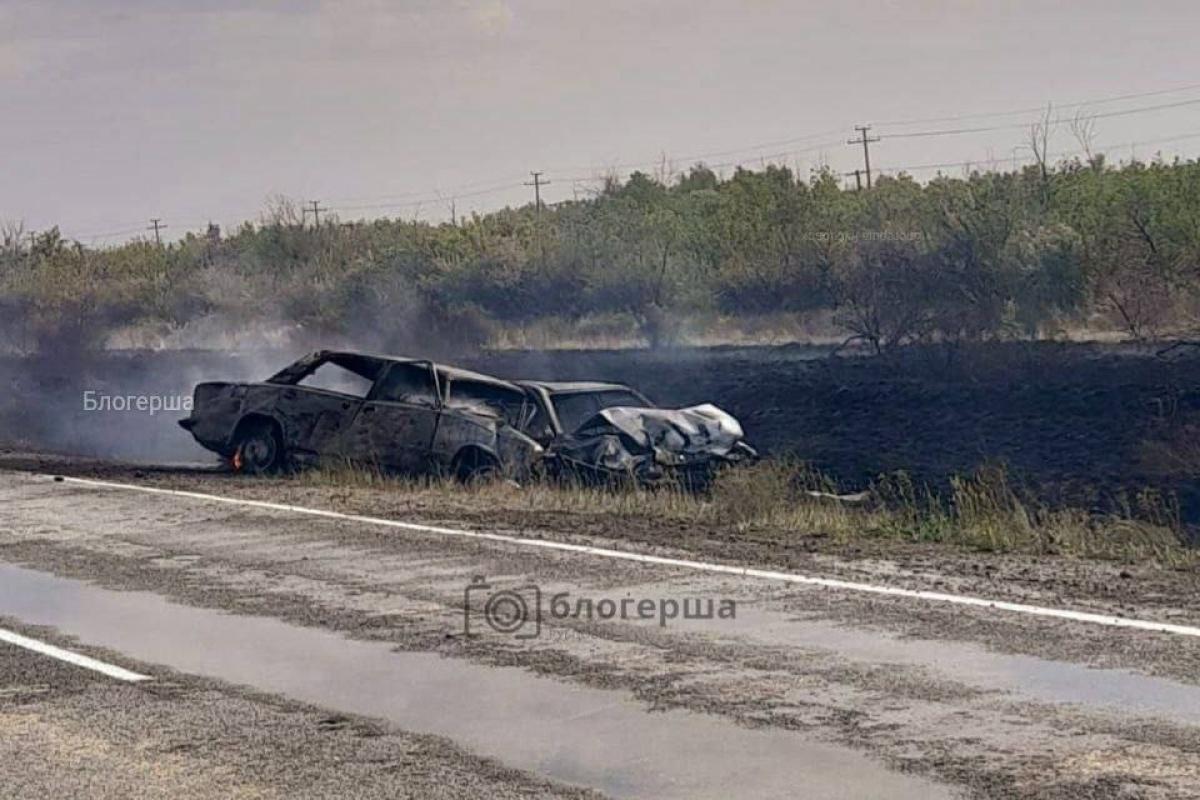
<box><xmin>3</xmin><ymin>0</ymin><xmax>1200</xmax><ymax>243</ymax></box>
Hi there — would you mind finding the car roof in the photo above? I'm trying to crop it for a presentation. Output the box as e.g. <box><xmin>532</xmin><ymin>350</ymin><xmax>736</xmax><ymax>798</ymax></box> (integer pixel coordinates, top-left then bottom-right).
<box><xmin>308</xmin><ymin>350</ymin><xmax>522</xmax><ymax>391</ymax></box>
<box><xmin>518</xmin><ymin>380</ymin><xmax>638</xmax><ymax>394</ymax></box>
<box><xmin>437</xmin><ymin>364</ymin><xmax>523</xmax><ymax>390</ymax></box>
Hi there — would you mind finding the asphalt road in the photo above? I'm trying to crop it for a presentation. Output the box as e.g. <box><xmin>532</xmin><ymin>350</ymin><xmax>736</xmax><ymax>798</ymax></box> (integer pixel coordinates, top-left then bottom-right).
<box><xmin>2</xmin><ymin>466</ymin><xmax>1200</xmax><ymax>799</ymax></box>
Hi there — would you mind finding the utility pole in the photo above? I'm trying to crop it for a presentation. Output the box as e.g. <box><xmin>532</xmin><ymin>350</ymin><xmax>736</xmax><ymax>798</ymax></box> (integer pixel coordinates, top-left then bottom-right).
<box><xmin>307</xmin><ymin>200</ymin><xmax>323</xmax><ymax>229</ymax></box>
<box><xmin>844</xmin><ymin>169</ymin><xmax>863</xmax><ymax>191</ymax></box>
<box><xmin>524</xmin><ymin>171</ymin><xmax>550</xmax><ymax>217</ymax></box>
<box><xmin>148</xmin><ymin>218</ymin><xmax>166</xmax><ymax>246</ymax></box>
<box><xmin>848</xmin><ymin>126</ymin><xmax>880</xmax><ymax>189</ymax></box>
<box><xmin>524</xmin><ymin>171</ymin><xmax>551</xmax><ymax>260</ymax></box>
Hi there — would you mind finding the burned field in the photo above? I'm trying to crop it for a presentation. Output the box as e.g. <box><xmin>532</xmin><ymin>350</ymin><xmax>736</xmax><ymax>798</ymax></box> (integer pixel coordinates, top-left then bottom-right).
<box><xmin>2</xmin><ymin>340</ymin><xmax>1198</xmax><ymax>523</ymax></box>
<box><xmin>473</xmin><ymin>342</ymin><xmax>1200</xmax><ymax>525</ymax></box>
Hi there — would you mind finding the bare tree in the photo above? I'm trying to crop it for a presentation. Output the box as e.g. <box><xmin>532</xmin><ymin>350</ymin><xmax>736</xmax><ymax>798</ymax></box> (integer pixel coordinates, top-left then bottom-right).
<box><xmin>260</xmin><ymin>194</ymin><xmax>305</xmax><ymax>228</ymax></box>
<box><xmin>1029</xmin><ymin>104</ymin><xmax>1055</xmax><ymax>193</ymax></box>
<box><xmin>832</xmin><ymin>242</ymin><xmax>936</xmax><ymax>354</ymax></box>
<box><xmin>1099</xmin><ymin>266</ymin><xmax>1171</xmax><ymax>341</ymax></box>
<box><xmin>1</xmin><ymin>219</ymin><xmax>26</xmax><ymax>256</ymax></box>
<box><xmin>1068</xmin><ymin>111</ymin><xmax>1099</xmax><ymax>168</ymax></box>
<box><xmin>653</xmin><ymin>151</ymin><xmax>676</xmax><ymax>185</ymax></box>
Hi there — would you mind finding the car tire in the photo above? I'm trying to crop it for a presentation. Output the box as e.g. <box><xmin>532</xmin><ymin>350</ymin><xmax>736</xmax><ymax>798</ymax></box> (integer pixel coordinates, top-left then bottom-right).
<box><xmin>232</xmin><ymin>420</ymin><xmax>283</xmax><ymax>475</ymax></box>
<box><xmin>453</xmin><ymin>449</ymin><xmax>500</xmax><ymax>485</ymax></box>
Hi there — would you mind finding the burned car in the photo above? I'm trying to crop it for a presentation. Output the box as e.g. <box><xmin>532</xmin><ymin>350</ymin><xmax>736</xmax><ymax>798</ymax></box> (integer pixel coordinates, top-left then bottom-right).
<box><xmin>517</xmin><ymin>380</ymin><xmax>757</xmax><ymax>488</ymax></box>
<box><xmin>179</xmin><ymin>350</ymin><xmax>542</xmax><ymax>480</ymax></box>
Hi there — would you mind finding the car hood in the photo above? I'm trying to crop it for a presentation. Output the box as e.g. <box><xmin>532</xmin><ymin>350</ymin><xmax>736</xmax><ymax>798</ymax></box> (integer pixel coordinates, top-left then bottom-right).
<box><xmin>573</xmin><ymin>404</ymin><xmax>746</xmax><ymax>457</ymax></box>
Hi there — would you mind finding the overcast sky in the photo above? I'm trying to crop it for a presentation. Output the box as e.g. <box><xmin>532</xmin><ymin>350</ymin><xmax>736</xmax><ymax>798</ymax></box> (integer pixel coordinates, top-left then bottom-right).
<box><xmin>3</xmin><ymin>0</ymin><xmax>1200</xmax><ymax>243</ymax></box>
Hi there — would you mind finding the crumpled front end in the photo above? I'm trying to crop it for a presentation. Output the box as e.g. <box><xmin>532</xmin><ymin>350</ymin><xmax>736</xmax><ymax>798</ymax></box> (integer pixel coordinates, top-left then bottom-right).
<box><xmin>549</xmin><ymin>404</ymin><xmax>757</xmax><ymax>488</ymax></box>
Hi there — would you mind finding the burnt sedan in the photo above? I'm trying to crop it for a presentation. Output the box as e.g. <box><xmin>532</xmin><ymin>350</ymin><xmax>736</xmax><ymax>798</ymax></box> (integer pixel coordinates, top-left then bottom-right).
<box><xmin>517</xmin><ymin>380</ymin><xmax>757</xmax><ymax>488</ymax></box>
<box><xmin>179</xmin><ymin>350</ymin><xmax>542</xmax><ymax>480</ymax></box>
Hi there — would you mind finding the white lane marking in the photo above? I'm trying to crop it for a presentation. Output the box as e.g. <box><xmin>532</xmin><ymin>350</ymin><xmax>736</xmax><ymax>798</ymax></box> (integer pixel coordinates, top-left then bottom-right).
<box><xmin>53</xmin><ymin>474</ymin><xmax>1200</xmax><ymax>639</ymax></box>
<box><xmin>0</xmin><ymin>627</ymin><xmax>151</xmax><ymax>683</ymax></box>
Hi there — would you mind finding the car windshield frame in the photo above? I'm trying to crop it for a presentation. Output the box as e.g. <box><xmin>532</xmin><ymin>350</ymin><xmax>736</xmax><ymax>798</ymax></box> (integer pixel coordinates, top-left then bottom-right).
<box><xmin>442</xmin><ymin>376</ymin><xmax>532</xmax><ymax>427</ymax></box>
<box><xmin>548</xmin><ymin>388</ymin><xmax>651</xmax><ymax>434</ymax></box>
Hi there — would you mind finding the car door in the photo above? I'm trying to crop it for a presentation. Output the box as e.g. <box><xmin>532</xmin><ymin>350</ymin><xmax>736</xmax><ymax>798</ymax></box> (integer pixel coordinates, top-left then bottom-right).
<box><xmin>338</xmin><ymin>361</ymin><xmax>442</xmax><ymax>472</ymax></box>
<box><xmin>275</xmin><ymin>355</ymin><xmax>378</xmax><ymax>457</ymax></box>
<box><xmin>277</xmin><ymin>385</ymin><xmax>363</xmax><ymax>457</ymax></box>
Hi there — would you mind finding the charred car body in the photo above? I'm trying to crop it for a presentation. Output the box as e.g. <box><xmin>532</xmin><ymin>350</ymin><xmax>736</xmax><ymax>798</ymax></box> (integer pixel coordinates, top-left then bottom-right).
<box><xmin>179</xmin><ymin>351</ymin><xmax>542</xmax><ymax>480</ymax></box>
<box><xmin>518</xmin><ymin>381</ymin><xmax>757</xmax><ymax>488</ymax></box>
<box><xmin>180</xmin><ymin>350</ymin><xmax>755</xmax><ymax>487</ymax></box>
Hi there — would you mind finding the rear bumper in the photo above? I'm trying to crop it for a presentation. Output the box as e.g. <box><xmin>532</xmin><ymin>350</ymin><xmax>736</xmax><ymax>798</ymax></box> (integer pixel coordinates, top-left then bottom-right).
<box><xmin>179</xmin><ymin>415</ymin><xmax>232</xmax><ymax>456</ymax></box>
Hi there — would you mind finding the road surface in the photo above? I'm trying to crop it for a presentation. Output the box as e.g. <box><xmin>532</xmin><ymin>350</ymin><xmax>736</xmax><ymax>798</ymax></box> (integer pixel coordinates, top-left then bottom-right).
<box><xmin>1</xmin><ymin>464</ymin><xmax>1199</xmax><ymax>799</ymax></box>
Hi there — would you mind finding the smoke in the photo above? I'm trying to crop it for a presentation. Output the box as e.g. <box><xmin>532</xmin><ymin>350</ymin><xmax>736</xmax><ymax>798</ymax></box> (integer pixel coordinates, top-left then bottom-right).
<box><xmin>0</xmin><ymin>325</ymin><xmax>724</xmax><ymax>466</ymax></box>
<box><xmin>0</xmin><ymin>289</ymin><xmax>500</xmax><ymax>464</ymax></box>
<box><xmin>0</xmin><ymin>347</ymin><xmax>301</xmax><ymax>464</ymax></box>
<box><xmin>0</xmin><ymin>246</ymin><xmax>506</xmax><ymax>463</ymax></box>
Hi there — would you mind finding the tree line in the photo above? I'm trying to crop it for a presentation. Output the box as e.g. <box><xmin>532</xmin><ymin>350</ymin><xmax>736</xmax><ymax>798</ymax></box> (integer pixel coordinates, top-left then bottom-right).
<box><xmin>2</xmin><ymin>154</ymin><xmax>1198</xmax><ymax>354</ymax></box>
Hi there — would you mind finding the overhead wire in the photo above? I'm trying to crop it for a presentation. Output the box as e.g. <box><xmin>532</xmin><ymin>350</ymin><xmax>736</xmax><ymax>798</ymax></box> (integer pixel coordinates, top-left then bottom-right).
<box><xmin>33</xmin><ymin>82</ymin><xmax>1200</xmax><ymax>240</ymax></box>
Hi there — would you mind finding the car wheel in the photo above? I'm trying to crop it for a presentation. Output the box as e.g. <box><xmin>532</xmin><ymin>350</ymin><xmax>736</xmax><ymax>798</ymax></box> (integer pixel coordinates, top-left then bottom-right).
<box><xmin>233</xmin><ymin>420</ymin><xmax>283</xmax><ymax>475</ymax></box>
<box><xmin>453</xmin><ymin>449</ymin><xmax>500</xmax><ymax>485</ymax></box>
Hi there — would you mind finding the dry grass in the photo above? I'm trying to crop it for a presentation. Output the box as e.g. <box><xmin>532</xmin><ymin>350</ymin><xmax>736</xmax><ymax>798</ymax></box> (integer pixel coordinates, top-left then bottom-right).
<box><xmin>294</xmin><ymin>459</ymin><xmax>1196</xmax><ymax>569</ymax></box>
<box><xmin>870</xmin><ymin>465</ymin><xmax>1190</xmax><ymax>565</ymax></box>
<box><xmin>487</xmin><ymin>311</ymin><xmax>848</xmax><ymax>351</ymax></box>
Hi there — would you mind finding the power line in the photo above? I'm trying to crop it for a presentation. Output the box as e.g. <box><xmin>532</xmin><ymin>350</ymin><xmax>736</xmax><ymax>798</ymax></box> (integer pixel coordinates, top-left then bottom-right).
<box><xmin>323</xmin><ymin>175</ymin><xmax>530</xmax><ymax>207</ymax></box>
<box><xmin>558</xmin><ymin>141</ymin><xmax>844</xmax><ymax>187</ymax></box>
<box><xmin>547</xmin><ymin>84</ymin><xmax>1200</xmax><ymax>184</ymax></box>
<box><xmin>871</xmin><ymin>129</ymin><xmax>1200</xmax><ymax>176</ymax></box>
<box><xmin>883</xmin><ymin>97</ymin><xmax>1200</xmax><ymax>140</ymax></box>
<box><xmin>45</xmin><ymin>126</ymin><xmax>1200</xmax><ymax>244</ymax></box>
<box><xmin>556</xmin><ymin>137</ymin><xmax>845</xmax><ymax>183</ymax></box>
<box><xmin>359</xmin><ymin>121</ymin><xmax>1200</xmax><ymax>207</ymax></box>
<box><xmin>872</xmin><ymin>81</ymin><xmax>1200</xmax><ymax>128</ymax></box>
<box><xmin>327</xmin><ymin>181</ymin><xmax>528</xmax><ymax>214</ymax></box>
<box><xmin>548</xmin><ymin>128</ymin><xmax>848</xmax><ymax>177</ymax></box>
<box><xmin>28</xmin><ymin>82</ymin><xmax>1200</xmax><ymax>240</ymax></box>
<box><xmin>58</xmin><ymin>225</ymin><xmax>146</xmax><ymax>242</ymax></box>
